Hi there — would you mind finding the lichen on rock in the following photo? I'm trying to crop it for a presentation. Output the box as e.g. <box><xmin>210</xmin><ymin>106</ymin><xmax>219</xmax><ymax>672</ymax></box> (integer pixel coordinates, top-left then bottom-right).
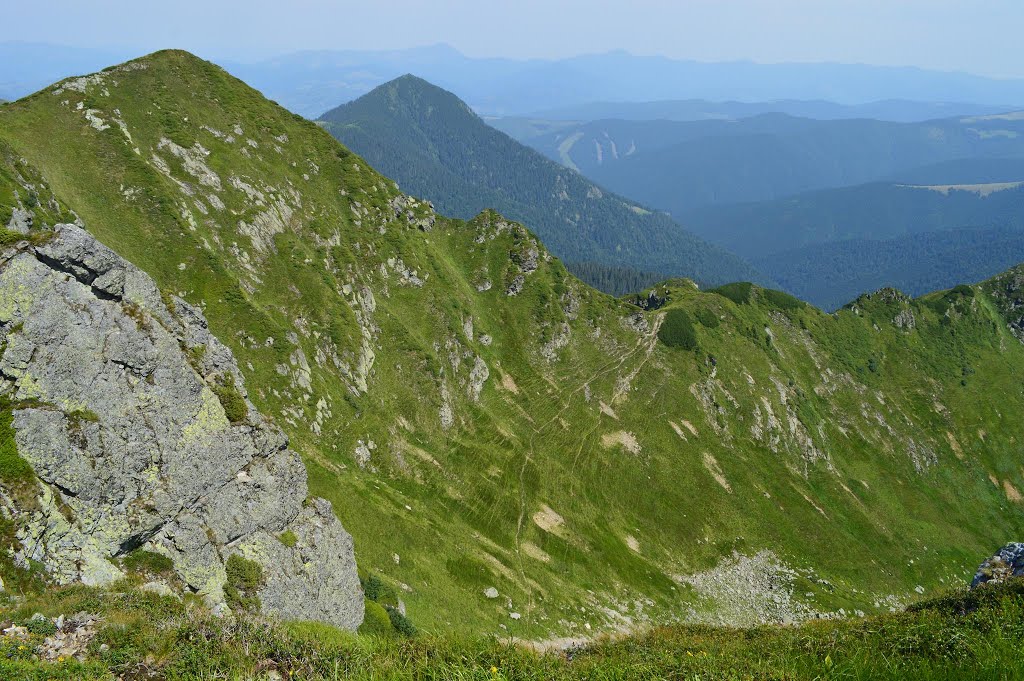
<box><xmin>0</xmin><ymin>224</ymin><xmax>363</xmax><ymax>629</ymax></box>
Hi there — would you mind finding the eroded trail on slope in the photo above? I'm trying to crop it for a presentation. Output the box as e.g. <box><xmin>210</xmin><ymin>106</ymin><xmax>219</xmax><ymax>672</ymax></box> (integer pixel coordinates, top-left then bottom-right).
<box><xmin>511</xmin><ymin>314</ymin><xmax>665</xmax><ymax>621</ymax></box>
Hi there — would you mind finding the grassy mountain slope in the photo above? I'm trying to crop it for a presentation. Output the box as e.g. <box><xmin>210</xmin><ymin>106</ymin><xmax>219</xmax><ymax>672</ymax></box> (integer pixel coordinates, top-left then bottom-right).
<box><xmin>5</xmin><ymin>51</ymin><xmax>1024</xmax><ymax>640</ymax></box>
<box><xmin>317</xmin><ymin>75</ymin><xmax>764</xmax><ymax>290</ymax></box>
<box><xmin>522</xmin><ymin>114</ymin><xmax>1024</xmax><ymax>213</ymax></box>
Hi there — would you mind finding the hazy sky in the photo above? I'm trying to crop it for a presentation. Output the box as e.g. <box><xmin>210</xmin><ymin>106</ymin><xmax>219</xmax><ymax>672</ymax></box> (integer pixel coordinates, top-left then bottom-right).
<box><xmin>9</xmin><ymin>0</ymin><xmax>1024</xmax><ymax>77</ymax></box>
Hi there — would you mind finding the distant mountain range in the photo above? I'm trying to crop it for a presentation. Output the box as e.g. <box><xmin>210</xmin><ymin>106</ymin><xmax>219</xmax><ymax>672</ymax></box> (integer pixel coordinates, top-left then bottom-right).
<box><xmin>757</xmin><ymin>226</ymin><xmax>1024</xmax><ymax>312</ymax></box>
<box><xmin>508</xmin><ymin>111</ymin><xmax>1024</xmax><ymax>308</ymax></box>
<box><xmin>317</xmin><ymin>73</ymin><xmax>1024</xmax><ymax>310</ymax></box>
<box><xmin>686</xmin><ymin>172</ymin><xmax>1024</xmax><ymax>258</ymax></box>
<box><xmin>4</xmin><ymin>42</ymin><xmax>1024</xmax><ymax>118</ymax></box>
<box><xmin>318</xmin><ymin>75</ymin><xmax>763</xmax><ymax>290</ymax></box>
<box><xmin>500</xmin><ymin>99</ymin><xmax>1019</xmax><ymax>125</ymax></box>
<box><xmin>241</xmin><ymin>48</ymin><xmax>1024</xmax><ymax>117</ymax></box>
<box><xmin>678</xmin><ymin>160</ymin><xmax>1024</xmax><ymax>309</ymax></box>
<box><xmin>515</xmin><ymin>113</ymin><xmax>1024</xmax><ymax>213</ymax></box>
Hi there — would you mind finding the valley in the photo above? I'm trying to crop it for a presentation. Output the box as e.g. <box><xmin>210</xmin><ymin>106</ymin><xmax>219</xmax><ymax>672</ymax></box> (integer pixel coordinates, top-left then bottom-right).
<box><xmin>3</xmin><ymin>52</ymin><xmax>1024</xmax><ymax>639</ymax></box>
<box><xmin>1</xmin><ymin>10</ymin><xmax>1024</xmax><ymax>674</ymax></box>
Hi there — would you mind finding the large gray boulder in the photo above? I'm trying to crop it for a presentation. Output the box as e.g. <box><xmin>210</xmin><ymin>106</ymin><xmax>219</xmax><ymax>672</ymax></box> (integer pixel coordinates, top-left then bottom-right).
<box><xmin>0</xmin><ymin>224</ymin><xmax>363</xmax><ymax>629</ymax></box>
<box><xmin>972</xmin><ymin>543</ymin><xmax>1024</xmax><ymax>588</ymax></box>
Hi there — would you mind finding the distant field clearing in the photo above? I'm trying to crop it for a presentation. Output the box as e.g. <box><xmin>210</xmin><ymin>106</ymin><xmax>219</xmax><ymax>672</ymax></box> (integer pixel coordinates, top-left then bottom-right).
<box><xmin>900</xmin><ymin>181</ymin><xmax>1024</xmax><ymax>197</ymax></box>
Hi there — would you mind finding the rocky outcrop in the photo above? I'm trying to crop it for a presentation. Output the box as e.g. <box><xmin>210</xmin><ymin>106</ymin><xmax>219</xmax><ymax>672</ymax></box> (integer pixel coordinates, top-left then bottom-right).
<box><xmin>0</xmin><ymin>224</ymin><xmax>363</xmax><ymax>629</ymax></box>
<box><xmin>972</xmin><ymin>543</ymin><xmax>1024</xmax><ymax>588</ymax></box>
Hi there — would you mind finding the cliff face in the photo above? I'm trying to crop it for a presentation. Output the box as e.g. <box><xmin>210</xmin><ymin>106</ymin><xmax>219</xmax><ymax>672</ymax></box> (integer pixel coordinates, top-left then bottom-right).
<box><xmin>0</xmin><ymin>224</ymin><xmax>363</xmax><ymax>629</ymax></box>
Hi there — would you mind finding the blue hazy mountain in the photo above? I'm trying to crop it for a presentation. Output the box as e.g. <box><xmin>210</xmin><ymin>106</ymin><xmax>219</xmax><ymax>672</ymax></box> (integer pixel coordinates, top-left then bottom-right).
<box><xmin>4</xmin><ymin>42</ymin><xmax>1024</xmax><ymax>118</ymax></box>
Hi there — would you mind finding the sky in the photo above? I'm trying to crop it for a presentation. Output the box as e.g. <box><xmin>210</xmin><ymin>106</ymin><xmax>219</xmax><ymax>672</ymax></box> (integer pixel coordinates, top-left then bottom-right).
<box><xmin>6</xmin><ymin>0</ymin><xmax>1024</xmax><ymax>78</ymax></box>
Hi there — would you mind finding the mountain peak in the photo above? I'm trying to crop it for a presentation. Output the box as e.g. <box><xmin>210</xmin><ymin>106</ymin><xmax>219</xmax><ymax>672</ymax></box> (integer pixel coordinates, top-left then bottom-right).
<box><xmin>320</xmin><ymin>73</ymin><xmax>478</xmax><ymax>128</ymax></box>
<box><xmin>121</xmin><ymin>48</ymin><xmax>211</xmax><ymax>71</ymax></box>
<box><xmin>318</xmin><ymin>74</ymin><xmax>764</xmax><ymax>289</ymax></box>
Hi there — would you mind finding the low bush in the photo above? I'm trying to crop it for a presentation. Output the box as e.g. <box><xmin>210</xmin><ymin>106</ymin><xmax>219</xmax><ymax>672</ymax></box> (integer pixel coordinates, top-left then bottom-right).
<box><xmin>761</xmin><ymin>288</ymin><xmax>804</xmax><ymax>311</ymax></box>
<box><xmin>223</xmin><ymin>554</ymin><xmax>263</xmax><ymax>614</ymax></box>
<box><xmin>385</xmin><ymin>605</ymin><xmax>417</xmax><ymax>637</ymax></box>
<box><xmin>211</xmin><ymin>373</ymin><xmax>247</xmax><ymax>424</ymax></box>
<box><xmin>123</xmin><ymin>549</ymin><xmax>174</xmax><ymax>578</ymax></box>
<box><xmin>694</xmin><ymin>307</ymin><xmax>720</xmax><ymax>328</ymax></box>
<box><xmin>710</xmin><ymin>281</ymin><xmax>753</xmax><ymax>305</ymax></box>
<box><xmin>658</xmin><ymin>309</ymin><xmax>698</xmax><ymax>351</ymax></box>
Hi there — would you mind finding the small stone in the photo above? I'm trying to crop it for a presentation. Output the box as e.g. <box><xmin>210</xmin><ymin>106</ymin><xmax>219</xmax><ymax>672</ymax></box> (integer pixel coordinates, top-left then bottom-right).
<box><xmin>484</xmin><ymin>587</ymin><xmax>499</xmax><ymax>599</ymax></box>
<box><xmin>509</xmin><ymin>612</ymin><xmax>521</xmax><ymax>620</ymax></box>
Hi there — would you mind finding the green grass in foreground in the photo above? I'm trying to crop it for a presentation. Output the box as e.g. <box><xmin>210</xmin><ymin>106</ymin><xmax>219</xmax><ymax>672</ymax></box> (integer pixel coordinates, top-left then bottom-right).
<box><xmin>3</xmin><ymin>579</ymin><xmax>1024</xmax><ymax>680</ymax></box>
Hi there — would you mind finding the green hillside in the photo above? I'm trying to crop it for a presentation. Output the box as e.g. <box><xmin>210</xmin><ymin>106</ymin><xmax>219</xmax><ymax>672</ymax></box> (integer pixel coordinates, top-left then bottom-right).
<box><xmin>317</xmin><ymin>75</ymin><xmax>764</xmax><ymax>290</ymax></box>
<box><xmin>6</xmin><ymin>51</ymin><xmax>1024</xmax><ymax>643</ymax></box>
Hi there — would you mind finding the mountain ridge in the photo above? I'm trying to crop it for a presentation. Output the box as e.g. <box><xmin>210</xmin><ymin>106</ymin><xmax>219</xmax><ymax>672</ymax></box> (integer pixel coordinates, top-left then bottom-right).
<box><xmin>5</xmin><ymin>50</ymin><xmax>1024</xmax><ymax>640</ymax></box>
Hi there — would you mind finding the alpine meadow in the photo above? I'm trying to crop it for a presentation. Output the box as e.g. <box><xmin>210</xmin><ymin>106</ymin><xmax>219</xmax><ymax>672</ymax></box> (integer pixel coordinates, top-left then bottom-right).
<box><xmin>2</xmin><ymin>5</ymin><xmax>1024</xmax><ymax>678</ymax></box>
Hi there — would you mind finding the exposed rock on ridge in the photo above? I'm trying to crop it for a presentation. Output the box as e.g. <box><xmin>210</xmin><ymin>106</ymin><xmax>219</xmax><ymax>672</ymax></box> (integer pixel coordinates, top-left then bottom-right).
<box><xmin>0</xmin><ymin>225</ymin><xmax>363</xmax><ymax>629</ymax></box>
<box><xmin>973</xmin><ymin>543</ymin><xmax>1024</xmax><ymax>588</ymax></box>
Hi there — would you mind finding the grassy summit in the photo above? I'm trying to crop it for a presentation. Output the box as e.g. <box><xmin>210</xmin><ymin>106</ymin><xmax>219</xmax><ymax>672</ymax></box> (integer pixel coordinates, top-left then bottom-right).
<box><xmin>3</xmin><ymin>51</ymin><xmax>1024</xmax><ymax>640</ymax></box>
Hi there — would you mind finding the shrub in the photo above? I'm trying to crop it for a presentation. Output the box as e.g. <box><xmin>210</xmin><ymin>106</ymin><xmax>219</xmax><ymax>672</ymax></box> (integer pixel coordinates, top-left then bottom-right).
<box><xmin>761</xmin><ymin>288</ymin><xmax>804</xmax><ymax>312</ymax></box>
<box><xmin>0</xmin><ymin>228</ymin><xmax>25</xmax><ymax>248</ymax></box>
<box><xmin>20</xmin><ymin>616</ymin><xmax>57</xmax><ymax>636</ymax></box>
<box><xmin>385</xmin><ymin>605</ymin><xmax>417</xmax><ymax>637</ymax></box>
<box><xmin>361</xmin><ymin>572</ymin><xmax>384</xmax><ymax>601</ymax></box>
<box><xmin>358</xmin><ymin>599</ymin><xmax>395</xmax><ymax>638</ymax></box>
<box><xmin>658</xmin><ymin>309</ymin><xmax>698</xmax><ymax>351</ymax></box>
<box><xmin>0</xmin><ymin>406</ymin><xmax>36</xmax><ymax>488</ymax></box>
<box><xmin>211</xmin><ymin>373</ymin><xmax>247</xmax><ymax>424</ymax></box>
<box><xmin>695</xmin><ymin>307</ymin><xmax>720</xmax><ymax>328</ymax></box>
<box><xmin>923</xmin><ymin>284</ymin><xmax>976</xmax><ymax>316</ymax></box>
<box><xmin>123</xmin><ymin>549</ymin><xmax>174</xmax><ymax>577</ymax></box>
<box><xmin>224</xmin><ymin>554</ymin><xmax>263</xmax><ymax>614</ymax></box>
<box><xmin>710</xmin><ymin>282</ymin><xmax>753</xmax><ymax>305</ymax></box>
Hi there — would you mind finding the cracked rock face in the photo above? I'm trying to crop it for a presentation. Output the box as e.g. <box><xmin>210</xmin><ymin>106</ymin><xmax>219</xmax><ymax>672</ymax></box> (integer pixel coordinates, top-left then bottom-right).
<box><xmin>0</xmin><ymin>224</ymin><xmax>363</xmax><ymax>630</ymax></box>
